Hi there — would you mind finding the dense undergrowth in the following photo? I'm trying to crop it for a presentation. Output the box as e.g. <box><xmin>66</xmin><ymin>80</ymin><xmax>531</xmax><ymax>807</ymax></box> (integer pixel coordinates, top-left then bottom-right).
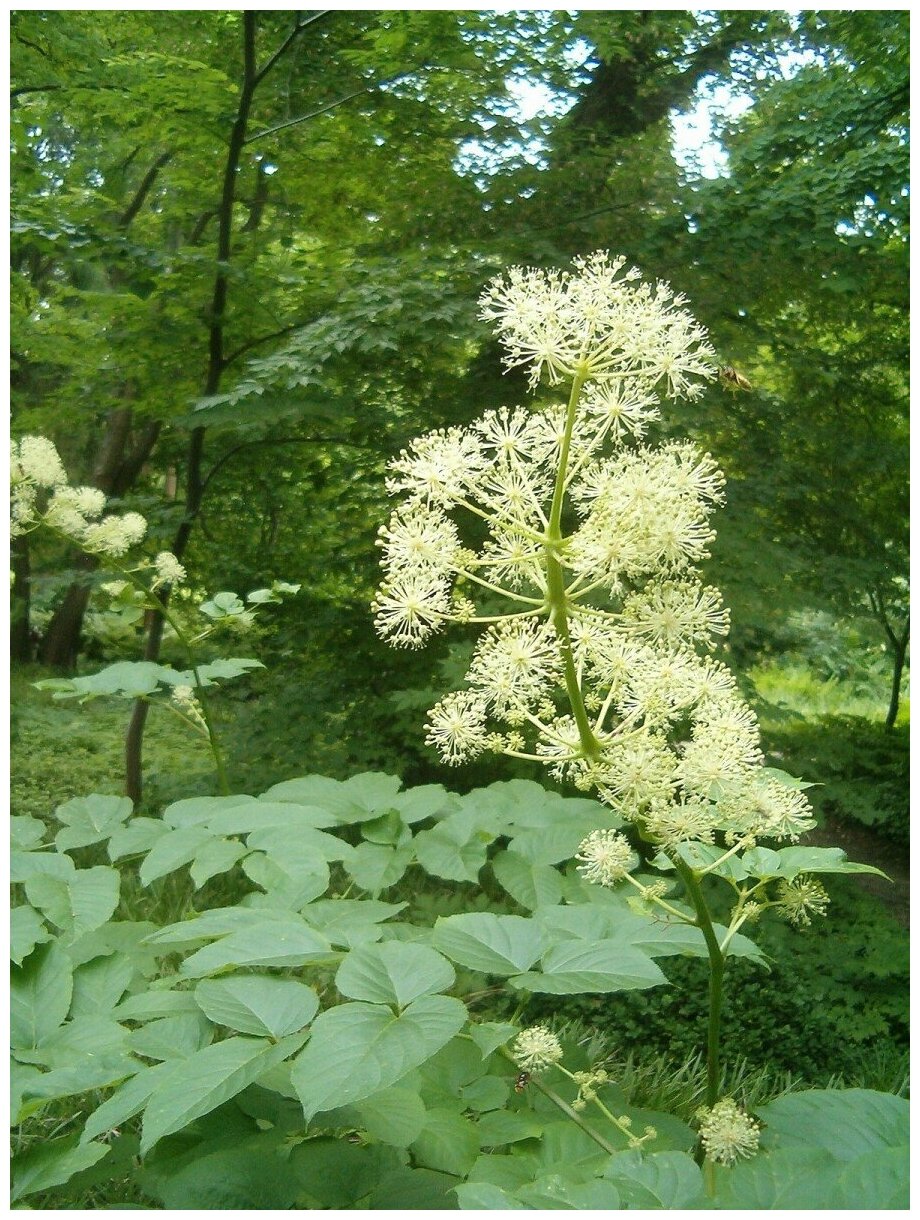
<box><xmin>13</xmin><ymin>659</ymin><xmax>909</xmax><ymax>1116</ymax></box>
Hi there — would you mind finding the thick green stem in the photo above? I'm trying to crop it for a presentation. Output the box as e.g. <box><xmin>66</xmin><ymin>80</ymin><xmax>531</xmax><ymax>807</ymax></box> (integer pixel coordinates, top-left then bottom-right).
<box><xmin>675</xmin><ymin>859</ymin><xmax>725</xmax><ymax>1111</ymax></box>
<box><xmin>544</xmin><ymin>367</ymin><xmax>600</xmax><ymax>758</ymax></box>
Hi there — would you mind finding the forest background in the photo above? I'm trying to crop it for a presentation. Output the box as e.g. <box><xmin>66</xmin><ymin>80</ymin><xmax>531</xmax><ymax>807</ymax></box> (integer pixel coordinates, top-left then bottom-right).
<box><xmin>9</xmin><ymin>8</ymin><xmax>909</xmax><ymax>1202</ymax></box>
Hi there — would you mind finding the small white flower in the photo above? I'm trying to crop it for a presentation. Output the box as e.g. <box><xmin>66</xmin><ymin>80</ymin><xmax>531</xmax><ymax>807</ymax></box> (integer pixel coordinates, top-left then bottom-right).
<box><xmin>513</xmin><ymin>1026</ymin><xmax>564</xmax><ymax>1072</ymax></box>
<box><xmin>152</xmin><ymin>551</ymin><xmax>187</xmax><ymax>589</ymax></box>
<box><xmin>575</xmin><ymin>828</ymin><xmax>638</xmax><ymax>886</ymax></box>
<box><xmin>425</xmin><ymin>690</ymin><xmax>491</xmax><ymax>764</ymax></box>
<box><xmin>372</xmin><ymin>573</ymin><xmax>452</xmax><ymax>648</ymax></box>
<box><xmin>775</xmin><ymin>877</ymin><xmax>830</xmax><ymax>927</ymax></box>
<box><xmin>386</xmin><ymin>427</ymin><xmax>485</xmax><ymax>506</ymax></box>
<box><xmin>697</xmin><ymin>1098</ymin><xmax>760</xmax><ymax>1165</ymax></box>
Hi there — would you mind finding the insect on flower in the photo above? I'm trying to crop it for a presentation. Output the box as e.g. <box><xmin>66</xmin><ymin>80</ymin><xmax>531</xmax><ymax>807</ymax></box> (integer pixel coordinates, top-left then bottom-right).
<box><xmin>719</xmin><ymin>366</ymin><xmax>753</xmax><ymax>392</ymax></box>
<box><xmin>514</xmin><ymin>1071</ymin><xmax>531</xmax><ymax>1093</ymax></box>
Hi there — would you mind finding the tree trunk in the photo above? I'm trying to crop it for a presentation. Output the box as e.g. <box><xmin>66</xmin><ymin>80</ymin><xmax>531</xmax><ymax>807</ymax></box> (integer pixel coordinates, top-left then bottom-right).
<box><xmin>124</xmin><ymin>13</ymin><xmax>261</xmax><ymax>804</ymax></box>
<box><xmin>10</xmin><ymin>533</ymin><xmax>33</xmax><ymax>663</ymax></box>
<box><xmin>38</xmin><ymin>552</ymin><xmax>98</xmax><ymax>671</ymax></box>
<box><xmin>884</xmin><ymin>617</ymin><xmax>909</xmax><ymax>732</ymax></box>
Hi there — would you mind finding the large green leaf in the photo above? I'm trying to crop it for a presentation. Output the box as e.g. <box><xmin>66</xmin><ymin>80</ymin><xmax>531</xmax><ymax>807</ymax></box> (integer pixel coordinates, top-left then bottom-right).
<box><xmin>712</xmin><ymin>1146</ymin><xmax>863</xmax><ymax>1209</ymax></box>
<box><xmin>162</xmin><ymin>794</ymin><xmax>258</xmax><ymax>829</ymax></box>
<box><xmin>414</xmin><ymin>814</ymin><xmax>491</xmax><ymax>883</ymax></box>
<box><xmin>351</xmin><ymin>1086</ymin><xmax>428</xmax><ymax>1147</ymax></box>
<box><xmin>469</xmin><ymin>1021</ymin><xmax>518</xmax><ymax>1059</ymax></box>
<box><xmin>245</xmin><ymin>824</ymin><xmax>354</xmax><ymax>863</ymax></box>
<box><xmin>241</xmin><ymin>850</ymin><xmax>330</xmax><ymax>908</ymax></box>
<box><xmin>144</xmin><ymin>906</ymin><xmax>315</xmax><ymax>948</ymax></box>
<box><xmin>515</xmin><ymin>1173</ymin><xmax>622</xmax><ymax>1209</ymax></box>
<box><xmin>336</xmin><ymin>941</ymin><xmax>455</xmax><ymax>1007</ymax></box>
<box><xmin>139</xmin><ymin>826</ymin><xmax>216</xmax><ymax>885</ymax></box>
<box><xmin>70</xmin><ymin>953</ymin><xmax>135</xmax><ymax>1016</ymax></box>
<box><xmin>476</xmin><ymin>1109</ymin><xmax>544</xmax><ymax>1146</ymax></box>
<box><xmin>10</xmin><ymin>905</ymin><xmax>51</xmax><ymax>966</ymax></box>
<box><xmin>757</xmin><ymin>1088</ymin><xmax>909</xmax><ymax>1160</ymax></box>
<box><xmin>492</xmin><ymin>850</ymin><xmax>563</xmax><ymax>910</ymax></box>
<box><xmin>107</xmin><ymin>817</ymin><xmax>168</xmax><ymax>861</ymax></box>
<box><xmin>742</xmin><ymin>845</ymin><xmax>889</xmax><ymax>881</ymax></box>
<box><xmin>292</xmin><ymin>995</ymin><xmax>467</xmax><ymax>1122</ymax></box>
<box><xmin>346</xmin><ymin>841</ymin><xmax>414</xmax><ymax>893</ymax></box>
<box><xmin>411</xmin><ymin>1106</ymin><xmax>480</xmax><ymax>1176</ymax></box>
<box><xmin>302</xmin><ymin>898</ymin><xmax>407</xmax><ymax>948</ymax></box>
<box><xmin>25</xmin><ymin>865</ymin><xmax>120</xmax><ymax>939</ymax></box>
<box><xmin>11</xmin><ymin>941</ymin><xmax>73</xmax><ymax>1049</ymax></box>
<box><xmin>602</xmin><ymin>1149</ymin><xmax>708</xmax><ymax>1208</ymax></box>
<box><xmin>178</xmin><ymin>921</ymin><xmax>334</xmax><ymax>978</ymax></box>
<box><xmin>80</xmin><ymin>1061</ymin><xmax>175</xmax><ymax>1143</ymax></box>
<box><xmin>455</xmin><ymin>1180</ymin><xmax>526</xmax><ymax>1209</ymax></box>
<box><xmin>53</xmin><ymin>794</ymin><xmax>133</xmax><ymax>851</ymax></box>
<box><xmin>11</xmin><ymin>1137</ymin><xmax>110</xmax><ymax>1202</ymax></box>
<box><xmin>11</xmin><ymin>815</ymin><xmax>46</xmax><ymax>851</ymax></box>
<box><xmin>194</xmin><ymin>975</ymin><xmax>320</xmax><ymax>1038</ymax></box>
<box><xmin>129</xmin><ymin>1012</ymin><xmax>214</xmax><ymax>1061</ymax></box>
<box><xmin>510</xmin><ymin>939</ymin><xmax>668</xmax><ymax>994</ymax></box>
<box><xmin>189</xmin><ymin>837</ymin><xmax>249</xmax><ymax>888</ymax></box>
<box><xmin>140</xmin><ymin>1031</ymin><xmax>308</xmax><ymax>1153</ymax></box>
<box><xmin>432</xmin><ymin>914</ymin><xmax>547</xmax><ymax>975</ymax></box>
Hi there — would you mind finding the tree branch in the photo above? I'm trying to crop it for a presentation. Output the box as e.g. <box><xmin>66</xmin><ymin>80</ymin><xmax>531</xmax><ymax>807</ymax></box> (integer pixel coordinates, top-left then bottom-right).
<box><xmin>244</xmin><ymin>89</ymin><xmax>366</xmax><ymax>144</ymax></box>
<box><xmin>118</xmin><ymin>151</ymin><xmax>172</xmax><ymax>229</ymax></box>
<box><xmin>254</xmin><ymin>10</ymin><xmax>332</xmax><ymax>87</ymax></box>
<box><xmin>201</xmin><ymin>434</ymin><xmax>371</xmax><ymax>500</ymax></box>
<box><xmin>223</xmin><ymin>321</ymin><xmax>306</xmax><ymax>367</ymax></box>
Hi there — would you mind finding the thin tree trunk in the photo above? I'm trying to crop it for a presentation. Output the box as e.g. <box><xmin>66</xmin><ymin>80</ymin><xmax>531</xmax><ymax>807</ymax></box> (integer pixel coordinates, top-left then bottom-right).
<box><xmin>124</xmin><ymin>13</ymin><xmax>260</xmax><ymax>805</ymax></box>
<box><xmin>884</xmin><ymin>616</ymin><xmax>909</xmax><ymax>732</ymax></box>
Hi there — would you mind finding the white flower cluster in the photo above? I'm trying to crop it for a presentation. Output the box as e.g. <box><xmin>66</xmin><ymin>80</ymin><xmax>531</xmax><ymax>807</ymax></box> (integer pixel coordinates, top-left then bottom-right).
<box><xmin>11</xmin><ymin>435</ymin><xmax>151</xmax><ymax>559</ymax></box>
<box><xmin>513</xmin><ymin>1026</ymin><xmax>563</xmax><ymax>1073</ymax></box>
<box><xmin>374</xmin><ymin>253</ymin><xmax>815</xmax><ymax>855</ymax></box>
<box><xmin>697</xmin><ymin>1098</ymin><xmax>761</xmax><ymax>1165</ymax></box>
<box><xmin>575</xmin><ymin>829</ymin><xmax>637</xmax><ymax>887</ymax></box>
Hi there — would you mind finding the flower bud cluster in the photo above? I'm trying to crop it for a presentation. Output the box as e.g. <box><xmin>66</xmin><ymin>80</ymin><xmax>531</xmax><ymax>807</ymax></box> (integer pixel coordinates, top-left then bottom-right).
<box><xmin>374</xmin><ymin>253</ymin><xmax>815</xmax><ymax>857</ymax></box>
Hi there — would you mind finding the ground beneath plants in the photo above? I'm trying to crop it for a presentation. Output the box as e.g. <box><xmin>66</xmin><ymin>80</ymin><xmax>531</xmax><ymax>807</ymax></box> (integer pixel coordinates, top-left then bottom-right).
<box><xmin>804</xmin><ymin>817</ymin><xmax>909</xmax><ymax>928</ymax></box>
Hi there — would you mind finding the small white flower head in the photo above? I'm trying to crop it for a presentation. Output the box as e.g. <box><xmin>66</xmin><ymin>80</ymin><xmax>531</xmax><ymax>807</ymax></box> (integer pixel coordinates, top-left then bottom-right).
<box><xmin>739</xmin><ymin>773</ymin><xmax>815</xmax><ymax>841</ymax></box>
<box><xmin>372</xmin><ymin>572</ymin><xmax>452</xmax><ymax>648</ymax></box>
<box><xmin>645</xmin><ymin>798</ymin><xmax>719</xmax><ymax>848</ymax></box>
<box><xmin>479</xmin><ymin>251</ymin><xmax>716</xmax><ymax>394</ymax></box>
<box><xmin>575</xmin><ymin>828</ymin><xmax>638</xmax><ymax>887</ymax></box>
<box><xmin>697</xmin><ymin>1098</ymin><xmax>760</xmax><ymax>1166</ymax></box>
<box><xmin>775</xmin><ymin>876</ymin><xmax>830</xmax><ymax>927</ymax></box>
<box><xmin>467</xmin><ymin>619</ymin><xmax>561</xmax><ymax>716</ymax></box>
<box><xmin>513</xmin><ymin>1026</ymin><xmax>563</xmax><ymax>1072</ymax></box>
<box><xmin>377</xmin><ymin>506</ymin><xmax>462</xmax><ymax>578</ymax></box>
<box><xmin>425</xmin><ymin>689</ymin><xmax>491</xmax><ymax>765</ymax></box>
<box><xmin>11</xmin><ymin>435</ymin><xmax>68</xmax><ymax>489</ymax></box>
<box><xmin>386</xmin><ymin>427</ymin><xmax>486</xmax><ymax>506</ymax></box>
<box><xmin>152</xmin><ymin>551</ymin><xmax>187</xmax><ymax>589</ymax></box>
<box><xmin>581</xmin><ymin>380</ymin><xmax>661</xmax><ymax>443</ymax></box>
